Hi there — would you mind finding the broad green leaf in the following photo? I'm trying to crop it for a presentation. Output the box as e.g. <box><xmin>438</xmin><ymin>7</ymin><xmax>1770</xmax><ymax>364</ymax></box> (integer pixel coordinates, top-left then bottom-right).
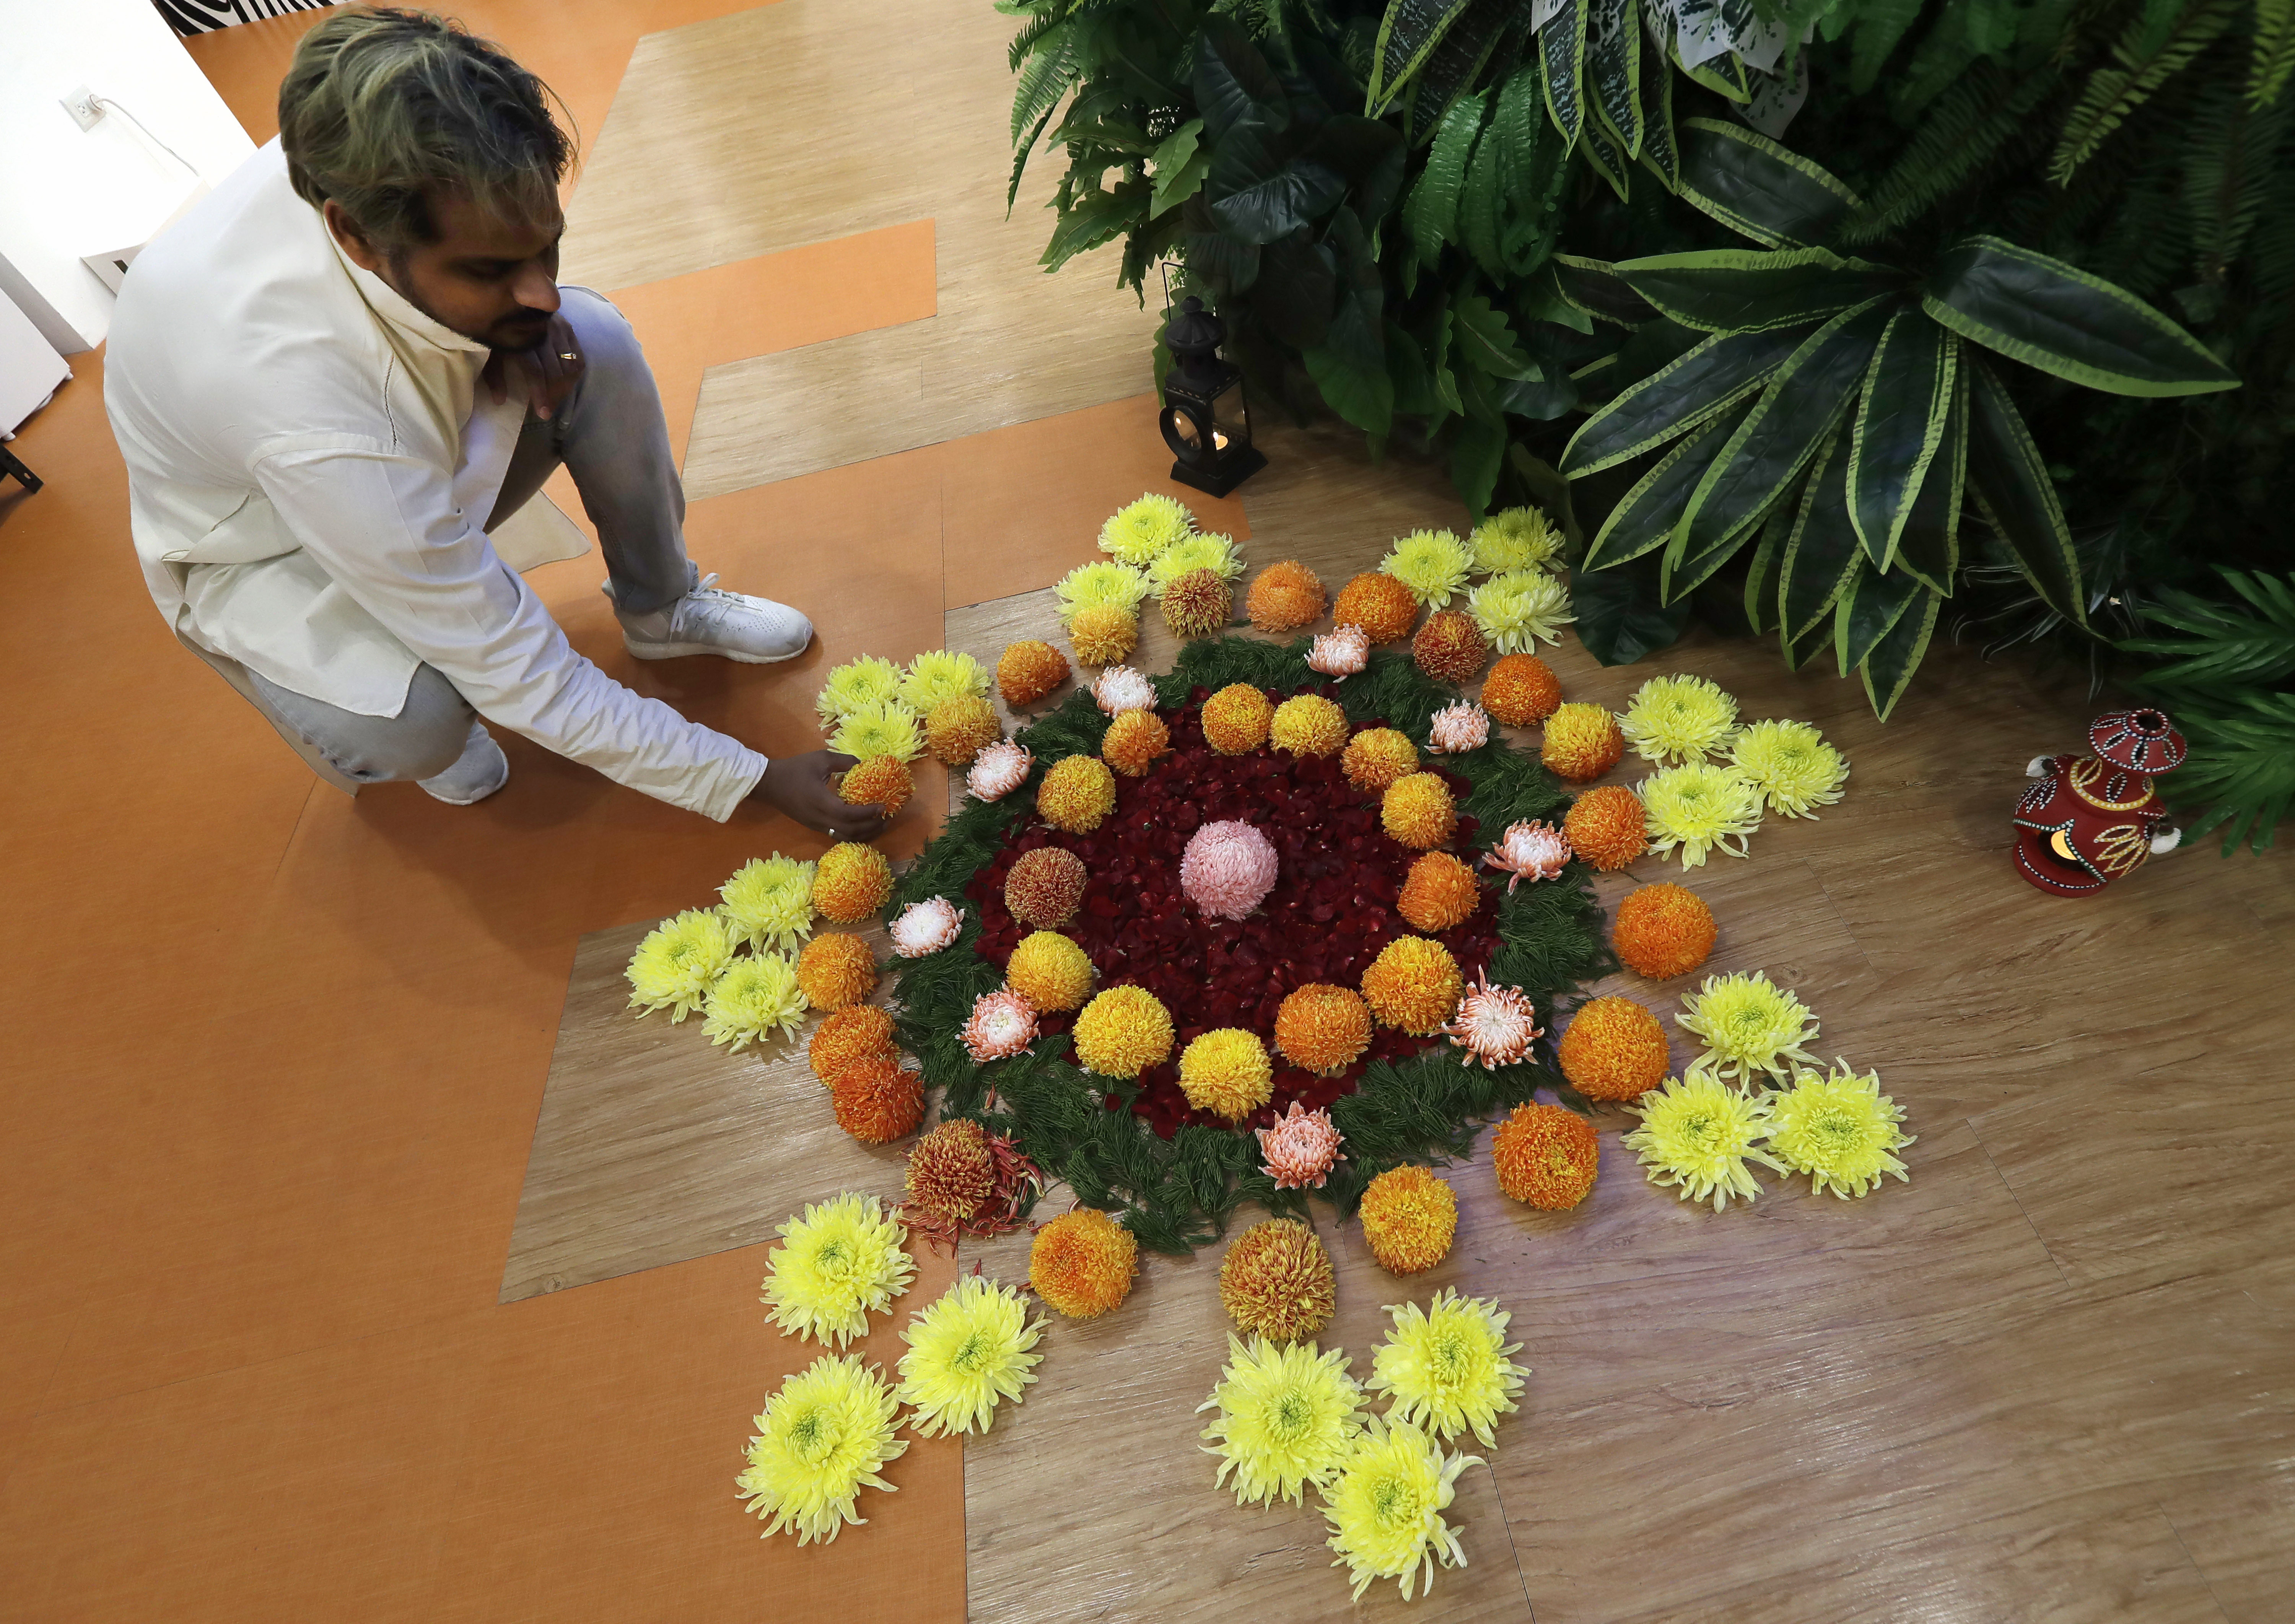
<box><xmin>1369</xmin><ymin>0</ymin><xmax>1484</xmax><ymax>112</ymax></box>
<box><xmin>1425</xmin><ymin>299</ymin><xmax>1464</xmax><ymax>417</ymax></box>
<box><xmin>1179</xmin><ymin>195</ymin><xmax>1260</xmax><ymax>293</ymax></box>
<box><xmin>1846</xmin><ymin>313</ymin><xmax>1954</xmax><ymax>566</ymax></box>
<box><xmin>1505</xmin><ymin>444</ymin><xmax>1584</xmax><ymax>553</ymax></box>
<box><xmin>1588</xmin><ymin>0</ymin><xmax>1644</xmax><ymax>158</ymax></box>
<box><xmin>1040</xmin><ymin>181</ymin><xmax>1147</xmax><ymax>272</ymax></box>
<box><xmin>1922</xmin><ymin>236</ymin><xmax>2240</xmax><ymax>397</ymax></box>
<box><xmin>1636</xmin><ymin>38</ymin><xmax>1680</xmax><ymax>190</ymax></box>
<box><xmin>1306</xmin><ymin>344</ymin><xmax>1396</xmax><ymax>437</ymax></box>
<box><xmin>1307</xmin><ymin>116</ymin><xmax>1409</xmax><ymax>182</ymax></box>
<box><xmin>1208</xmin><ymin>117</ymin><xmax>1346</xmax><ymax>245</ymax></box>
<box><xmin>1676</xmin><ymin>117</ymin><xmax>1862</xmax><ymax>249</ymax></box>
<box><xmin>1582</xmin><ymin>399</ymin><xmax>1753</xmax><ymax>571</ymax></box>
<box><xmin>1777</xmin><ymin>423</ymin><xmax>1862</xmax><ymax>643</ymax></box>
<box><xmin>1400</xmin><ymin>92</ymin><xmax>1486</xmax><ymax>266</ymax></box>
<box><xmin>1453</xmin><ymin>294</ymin><xmax>1538</xmax><ymax>380</ymax></box>
<box><xmin>1888</xmin><ymin>367</ymin><xmax>1965</xmax><ymax>593</ymax></box>
<box><xmin>1387</xmin><ymin>319</ymin><xmax>1437</xmax><ymax>416</ymax></box>
<box><xmin>1573</xmin><ymin>555</ymin><xmax>1691</xmax><ymax>664</ymax></box>
<box><xmin>1671</xmin><ymin>300</ymin><xmax>1893</xmax><ymax>588</ymax></box>
<box><xmin>1860</xmin><ymin>586</ymin><xmax>1943</xmax><ymax>720</ymax></box>
<box><xmin>1834</xmin><ymin>555</ymin><xmax>1924</xmax><ymax>674</ymax></box>
<box><xmin>1743</xmin><ymin>500</ymin><xmax>1792</xmax><ymax>633</ymax></box>
<box><xmin>1488</xmin><ymin>371</ymin><xmax>1578</xmax><ymax>419</ymax></box>
<box><xmin>1148</xmin><ymin>119</ymin><xmax>1208</xmax><ymax>218</ymax></box>
<box><xmin>1614</xmin><ymin>247</ymin><xmax>1908</xmax><ymax>333</ymax></box>
<box><xmin>1322</xmin><ymin>207</ymin><xmax>1386</xmax><ymax>376</ymax></box>
<box><xmin>1963</xmin><ymin>360</ymin><xmax>2085</xmax><ymax>624</ymax></box>
<box><xmin>1254</xmin><ymin>233</ymin><xmax>1338</xmax><ymax>351</ymax></box>
<box><xmin>1561</xmin><ymin>325</ymin><xmax>1814</xmax><ymax>475</ymax></box>
<box><xmin>1542</xmin><ymin>0</ymin><xmax>1587</xmax><ymax>149</ymax></box>
<box><xmin>1195</xmin><ymin>17</ymin><xmax>1286</xmax><ymax>140</ymax></box>
<box><xmin>1451</xmin><ymin>414</ymin><xmax>1506</xmax><ymax>517</ymax></box>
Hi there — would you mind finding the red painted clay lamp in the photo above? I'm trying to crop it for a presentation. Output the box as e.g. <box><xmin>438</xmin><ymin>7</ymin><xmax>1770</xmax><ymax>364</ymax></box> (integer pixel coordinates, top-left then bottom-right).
<box><xmin>2012</xmin><ymin>707</ymin><xmax>2187</xmax><ymax>895</ymax></box>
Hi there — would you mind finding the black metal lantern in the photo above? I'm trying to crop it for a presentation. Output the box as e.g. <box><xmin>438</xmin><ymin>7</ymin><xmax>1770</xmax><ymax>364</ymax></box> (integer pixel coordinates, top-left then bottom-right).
<box><xmin>1158</xmin><ymin>295</ymin><xmax>1265</xmax><ymax>498</ymax></box>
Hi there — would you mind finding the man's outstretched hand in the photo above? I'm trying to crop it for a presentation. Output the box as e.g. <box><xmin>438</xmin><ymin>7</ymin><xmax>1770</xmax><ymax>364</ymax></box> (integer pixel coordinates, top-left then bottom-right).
<box><xmin>753</xmin><ymin>751</ymin><xmax>890</xmax><ymax>843</ymax></box>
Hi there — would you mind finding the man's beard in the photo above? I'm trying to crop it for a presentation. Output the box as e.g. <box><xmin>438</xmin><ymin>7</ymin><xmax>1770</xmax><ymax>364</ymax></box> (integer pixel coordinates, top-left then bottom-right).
<box><xmin>384</xmin><ymin>249</ymin><xmax>550</xmax><ymax>352</ymax></box>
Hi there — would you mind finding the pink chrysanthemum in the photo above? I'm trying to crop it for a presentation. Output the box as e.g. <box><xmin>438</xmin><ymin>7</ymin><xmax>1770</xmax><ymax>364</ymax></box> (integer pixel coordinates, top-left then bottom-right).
<box><xmin>1256</xmin><ymin>1100</ymin><xmax>1343</xmax><ymax>1190</ymax></box>
<box><xmin>1427</xmin><ymin>701</ymin><xmax>1491</xmax><ymax>755</ymax></box>
<box><xmin>1445</xmin><ymin>973</ymin><xmax>1542</xmax><ymax>1070</ymax></box>
<box><xmin>1091</xmin><ymin>666</ymin><xmax>1158</xmax><ymax>716</ymax></box>
<box><xmin>1483</xmin><ymin>819</ymin><xmax>1570</xmax><ymax>891</ymax></box>
<box><xmin>1308</xmin><ymin>624</ymin><xmax>1370</xmax><ymax>679</ymax></box>
<box><xmin>960</xmin><ymin>988</ymin><xmax>1038</xmax><ymax>1063</ymax></box>
<box><xmin>1180</xmin><ymin>819</ymin><xmax>1280</xmax><ymax>921</ymax></box>
<box><xmin>889</xmin><ymin>897</ymin><xmax>964</xmax><ymax>959</ymax></box>
<box><xmin>967</xmin><ymin>740</ymin><xmax>1032</xmax><ymax>801</ymax></box>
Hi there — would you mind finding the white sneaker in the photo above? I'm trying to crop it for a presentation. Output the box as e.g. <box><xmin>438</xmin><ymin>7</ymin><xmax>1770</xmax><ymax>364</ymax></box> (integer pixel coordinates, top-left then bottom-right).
<box><xmin>418</xmin><ymin>721</ymin><xmax>509</xmax><ymax>805</ymax></box>
<box><xmin>608</xmin><ymin>573</ymin><xmax>814</xmax><ymax>664</ymax></box>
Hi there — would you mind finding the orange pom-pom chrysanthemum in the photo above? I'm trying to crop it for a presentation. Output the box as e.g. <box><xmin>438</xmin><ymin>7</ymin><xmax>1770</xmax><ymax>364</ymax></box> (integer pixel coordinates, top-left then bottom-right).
<box><xmin>924</xmin><ymin>695</ymin><xmax>1001</xmax><ymax>767</ymax></box>
<box><xmin>1358</xmin><ymin>1165</ymin><xmax>1457</xmax><ymax>1275</ymax></box>
<box><xmin>1331</xmin><ymin>572</ymin><xmax>1419</xmax><ymax>643</ymax></box>
<box><xmin>1201</xmin><ymin>683</ymin><xmax>1275</xmax><ymax>754</ymax></box>
<box><xmin>1557</xmin><ymin>996</ymin><xmax>1670</xmax><ymax>1102</ymax></box>
<box><xmin>1542</xmin><ymin>702</ymin><xmax>1624</xmax><ymax>783</ymax></box>
<box><xmin>1006</xmin><ymin>930</ymin><xmax>1094</xmax><ymax>1011</ymax></box>
<box><xmin>1381</xmin><ymin>772</ymin><xmax>1457</xmax><ymax>849</ymax></box>
<box><xmin>1071</xmin><ymin>985</ymin><xmax>1175</xmax><ymax>1078</ymax></box>
<box><xmin>837</xmin><ymin>754</ymin><xmax>913</xmax><ymax>816</ymax></box>
<box><xmin>1068</xmin><ymin>603</ymin><xmax>1139</xmax><ymax>666</ymax></box>
<box><xmin>1491</xmin><ymin>1103</ymin><xmax>1599</xmax><ymax>1210</ymax></box>
<box><xmin>1029</xmin><ymin>1207</ymin><xmax>1138</xmax><ymax>1318</ymax></box>
<box><xmin>1564</xmin><ymin>783</ymin><xmax>1649</xmax><ymax>872</ymax></box>
<box><xmin>1219</xmin><ymin>1218</ymin><xmax>1336</xmax><ymax>1342</ymax></box>
<box><xmin>797</xmin><ymin>932</ymin><xmax>878</xmax><ymax>1011</ymax></box>
<box><xmin>904</xmin><ymin>1118</ymin><xmax>994</xmax><ymax>1229</ymax></box>
<box><xmin>1246</xmin><ymin>560</ymin><xmax>1328</xmax><ymax>633</ymax></box>
<box><xmin>814</xmin><ymin>842</ymin><xmax>893</xmax><ymax>924</ymax></box>
<box><xmin>1274</xmin><ymin>983</ymin><xmax>1374</xmax><ymax>1075</ymax></box>
<box><xmin>1613</xmin><ymin>883</ymin><xmax>1717</xmax><ymax>980</ymax></box>
<box><xmin>1480</xmin><ymin>654</ymin><xmax>1562</xmax><ymax>726</ymax></box>
<box><xmin>1397</xmin><ymin>852</ymin><xmax>1482</xmax><ymax>934</ymax></box>
<box><xmin>830</xmin><ymin>1054</ymin><xmax>925</xmax><ymax>1144</ymax></box>
<box><xmin>1412</xmin><ymin>608</ymin><xmax>1488</xmax><ymax>685</ymax></box>
<box><xmin>808</xmin><ymin>1004</ymin><xmax>896</xmax><ymax>1085</ymax></box>
<box><xmin>1270</xmin><ymin>694</ymin><xmax>1349</xmax><ymax>757</ymax></box>
<box><xmin>1342</xmin><ymin>727</ymin><xmax>1419</xmax><ymax>794</ymax></box>
<box><xmin>1361</xmin><ymin>937</ymin><xmax>1464</xmax><ymax>1035</ymax></box>
<box><xmin>1037</xmin><ymin>754</ymin><xmax>1116</xmax><ymax>833</ymax></box>
<box><xmin>997</xmin><ymin>640</ymin><xmax>1070</xmax><ymax>706</ymax></box>
<box><xmin>1101</xmin><ymin>709</ymin><xmax>1172</xmax><ymax>776</ymax></box>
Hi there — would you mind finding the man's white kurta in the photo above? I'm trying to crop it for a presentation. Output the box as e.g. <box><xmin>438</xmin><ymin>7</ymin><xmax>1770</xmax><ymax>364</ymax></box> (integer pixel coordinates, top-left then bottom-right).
<box><xmin>105</xmin><ymin>142</ymin><xmax>767</xmax><ymax>820</ymax></box>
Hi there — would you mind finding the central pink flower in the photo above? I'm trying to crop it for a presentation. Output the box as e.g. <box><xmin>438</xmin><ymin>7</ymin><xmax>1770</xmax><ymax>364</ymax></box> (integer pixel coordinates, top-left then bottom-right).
<box><xmin>1179</xmin><ymin>818</ymin><xmax>1280</xmax><ymax>920</ymax></box>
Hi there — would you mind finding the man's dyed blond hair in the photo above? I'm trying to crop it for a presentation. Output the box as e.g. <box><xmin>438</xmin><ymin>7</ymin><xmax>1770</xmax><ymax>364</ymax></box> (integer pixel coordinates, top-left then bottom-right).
<box><xmin>278</xmin><ymin>7</ymin><xmax>572</xmax><ymax>248</ymax></box>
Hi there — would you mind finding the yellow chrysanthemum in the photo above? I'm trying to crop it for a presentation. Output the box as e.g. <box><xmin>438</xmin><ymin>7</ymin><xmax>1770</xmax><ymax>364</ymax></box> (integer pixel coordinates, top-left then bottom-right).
<box><xmin>703</xmin><ymin>952</ymin><xmax>808</xmax><ymax>1051</ymax></box>
<box><xmin>898</xmin><ymin>649</ymin><xmax>990</xmax><ymax>713</ymax></box>
<box><xmin>1366</xmin><ymin>1289</ymin><xmax>1528</xmax><ymax>1449</ymax></box>
<box><xmin>626</xmin><ymin>908</ymin><xmax>733</xmax><ymax>1022</ymax></box>
<box><xmin>1470</xmin><ymin>507</ymin><xmax>1563</xmax><ymax>575</ymax></box>
<box><xmin>1620</xmin><ymin>674</ymin><xmax>1741</xmax><ymax>766</ymax></box>
<box><xmin>719</xmin><ymin>854</ymin><xmax>816</xmax><ymax>954</ymax></box>
<box><xmin>814</xmin><ymin>655</ymin><xmax>904</xmax><ymax>727</ymax></box>
<box><xmin>1147</xmin><ymin>531</ymin><xmax>1245</xmax><ymax>592</ymax></box>
<box><xmin>1177</xmin><ymin>1028</ymin><xmax>1274</xmax><ymax>1121</ymax></box>
<box><xmin>736</xmin><ymin>1354</ymin><xmax>907</xmax><ymax>1545</ymax></box>
<box><xmin>1071</xmin><ymin>985</ymin><xmax>1174</xmax><ymax>1078</ymax></box>
<box><xmin>760</xmin><ymin>1192</ymin><xmax>917</xmax><ymax>1348</ymax></box>
<box><xmin>1197</xmin><ymin>1334</ymin><xmax>1365</xmax><ymax>1508</ymax></box>
<box><xmin>1622</xmin><ymin>1071</ymin><xmax>1786</xmax><ymax>1212</ymax></box>
<box><xmin>1099</xmin><ymin>492</ymin><xmax>1195</xmax><ymax>565</ymax></box>
<box><xmin>1467</xmin><ymin>569</ymin><xmax>1574</xmax><ymax>653</ymax></box>
<box><xmin>828</xmin><ymin>699</ymin><xmax>923</xmax><ymax>765</ymax></box>
<box><xmin>1269</xmin><ymin>693</ymin><xmax>1349</xmax><ymax>757</ymax></box>
<box><xmin>1676</xmin><ymin>970</ymin><xmax>1819</xmax><ymax>1085</ymax></box>
<box><xmin>1639</xmin><ymin>761</ymin><xmax>1763</xmax><ymax>867</ymax></box>
<box><xmin>895</xmin><ymin>1275</ymin><xmax>1046</xmax><ymax>1438</ymax></box>
<box><xmin>1380</xmin><ymin>529</ymin><xmax>1473</xmax><ymax>608</ymax></box>
<box><xmin>1729</xmin><ymin>718</ymin><xmax>1850</xmax><ymax>818</ymax></box>
<box><xmin>1055</xmin><ymin>560</ymin><xmax>1153</xmax><ymax>628</ymax></box>
<box><xmin>1320</xmin><ymin>1416</ymin><xmax>1476</xmax><ymax>1603</ymax></box>
<box><xmin>1768</xmin><ymin>1059</ymin><xmax>1914</xmax><ymax>1198</ymax></box>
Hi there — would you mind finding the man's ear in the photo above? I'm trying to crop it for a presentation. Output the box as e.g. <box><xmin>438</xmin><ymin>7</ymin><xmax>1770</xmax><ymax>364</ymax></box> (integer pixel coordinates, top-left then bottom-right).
<box><xmin>321</xmin><ymin>199</ymin><xmax>387</xmax><ymax>274</ymax></box>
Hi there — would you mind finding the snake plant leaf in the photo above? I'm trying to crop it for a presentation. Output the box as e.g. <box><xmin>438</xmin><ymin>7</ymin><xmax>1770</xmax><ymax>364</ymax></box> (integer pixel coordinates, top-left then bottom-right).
<box><xmin>1636</xmin><ymin>35</ymin><xmax>1680</xmax><ymax>189</ymax></box>
<box><xmin>1551</xmin><ymin>255</ymin><xmax>1660</xmax><ymax>326</ymax></box>
<box><xmin>1369</xmin><ymin>0</ymin><xmax>1485</xmax><ymax>112</ymax></box>
<box><xmin>1588</xmin><ymin>0</ymin><xmax>1645</xmax><ymax>158</ymax></box>
<box><xmin>1148</xmin><ymin>119</ymin><xmax>1208</xmax><ymax>218</ymax></box>
<box><xmin>1195</xmin><ymin>16</ymin><xmax>1287</xmax><ymax>140</ymax></box>
<box><xmin>1542</xmin><ymin>0</ymin><xmax>1588</xmax><ymax>149</ymax></box>
<box><xmin>1963</xmin><ymin>360</ymin><xmax>2085</xmax><ymax>625</ymax></box>
<box><xmin>1676</xmin><ymin>117</ymin><xmax>1862</xmax><ymax>249</ymax></box>
<box><xmin>1581</xmin><ymin>103</ymin><xmax>1633</xmax><ymax>200</ymax></box>
<box><xmin>1408</xmin><ymin>0</ymin><xmax>1514</xmax><ymax>136</ymax></box>
<box><xmin>1612</xmin><ymin>247</ymin><xmax>1908</xmax><ymax>333</ymax></box>
<box><xmin>1400</xmin><ymin>91</ymin><xmax>1486</xmax><ymax>266</ymax></box>
<box><xmin>1922</xmin><ymin>236</ymin><xmax>2241</xmax><ymax>396</ymax></box>
<box><xmin>1208</xmin><ymin>117</ymin><xmax>1347</xmax><ymax>245</ymax></box>
<box><xmin>1743</xmin><ymin>500</ymin><xmax>1791</xmax><ymax>634</ymax></box>
<box><xmin>1670</xmin><ymin>300</ymin><xmax>1893</xmax><ymax>592</ymax></box>
<box><xmin>1859</xmin><ymin>584</ymin><xmax>1943</xmax><ymax>720</ymax></box>
<box><xmin>1582</xmin><ymin>399</ymin><xmax>1753</xmax><ymax>571</ymax></box>
<box><xmin>1777</xmin><ymin>423</ymin><xmax>1863</xmax><ymax>642</ymax></box>
<box><xmin>1573</xmin><ymin>553</ymin><xmax>1691</xmax><ymax>665</ymax></box>
<box><xmin>1782</xmin><ymin>597</ymin><xmax>1839</xmax><ymax>670</ymax></box>
<box><xmin>1834</xmin><ymin>554</ymin><xmax>1926</xmax><ymax>675</ymax></box>
<box><xmin>1561</xmin><ymin>324</ymin><xmax>1815</xmax><ymax>475</ymax></box>
<box><xmin>1675</xmin><ymin>40</ymin><xmax>1753</xmax><ymax>103</ymax></box>
<box><xmin>1885</xmin><ymin>364</ymin><xmax>1965</xmax><ymax>594</ymax></box>
<box><xmin>1846</xmin><ymin>312</ymin><xmax>1955</xmax><ymax>565</ymax></box>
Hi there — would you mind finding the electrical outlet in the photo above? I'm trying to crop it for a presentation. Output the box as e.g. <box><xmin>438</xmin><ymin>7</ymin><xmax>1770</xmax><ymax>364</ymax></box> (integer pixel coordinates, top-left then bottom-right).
<box><xmin>60</xmin><ymin>86</ymin><xmax>103</xmax><ymax>131</ymax></box>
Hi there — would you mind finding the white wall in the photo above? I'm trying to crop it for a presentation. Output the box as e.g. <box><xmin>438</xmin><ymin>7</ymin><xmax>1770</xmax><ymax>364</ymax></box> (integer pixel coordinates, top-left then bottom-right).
<box><xmin>0</xmin><ymin>0</ymin><xmax>257</xmax><ymax>352</ymax></box>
